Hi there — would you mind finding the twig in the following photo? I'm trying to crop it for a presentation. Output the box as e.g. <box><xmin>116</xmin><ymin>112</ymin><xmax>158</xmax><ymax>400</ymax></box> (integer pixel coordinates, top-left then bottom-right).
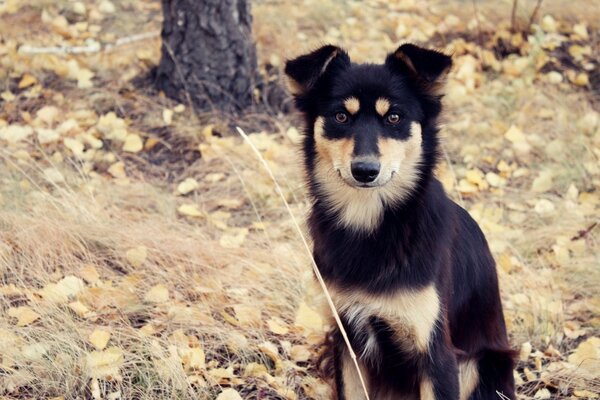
<box><xmin>236</xmin><ymin>127</ymin><xmax>372</xmax><ymax>400</ymax></box>
<box><xmin>527</xmin><ymin>0</ymin><xmax>544</xmax><ymax>31</ymax></box>
<box><xmin>510</xmin><ymin>0</ymin><xmax>519</xmax><ymax>32</ymax></box>
<box><xmin>471</xmin><ymin>0</ymin><xmax>484</xmax><ymax>53</ymax></box>
<box><xmin>17</xmin><ymin>31</ymin><xmax>159</xmax><ymax>55</ymax></box>
<box><xmin>571</xmin><ymin>222</ymin><xmax>598</xmax><ymax>241</ymax></box>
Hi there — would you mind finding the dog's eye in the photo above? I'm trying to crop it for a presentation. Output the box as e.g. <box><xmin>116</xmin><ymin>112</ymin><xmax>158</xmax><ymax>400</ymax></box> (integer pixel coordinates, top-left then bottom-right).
<box><xmin>335</xmin><ymin>112</ymin><xmax>349</xmax><ymax>124</ymax></box>
<box><xmin>387</xmin><ymin>114</ymin><xmax>401</xmax><ymax>124</ymax></box>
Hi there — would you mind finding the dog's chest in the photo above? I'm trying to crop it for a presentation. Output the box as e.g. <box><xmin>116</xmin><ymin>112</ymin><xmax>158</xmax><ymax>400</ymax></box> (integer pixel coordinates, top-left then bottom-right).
<box><xmin>331</xmin><ymin>285</ymin><xmax>440</xmax><ymax>357</ymax></box>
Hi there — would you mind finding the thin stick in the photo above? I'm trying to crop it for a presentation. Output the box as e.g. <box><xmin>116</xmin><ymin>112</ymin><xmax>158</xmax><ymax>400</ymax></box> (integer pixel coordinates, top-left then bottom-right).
<box><xmin>527</xmin><ymin>0</ymin><xmax>544</xmax><ymax>32</ymax></box>
<box><xmin>510</xmin><ymin>0</ymin><xmax>519</xmax><ymax>32</ymax></box>
<box><xmin>18</xmin><ymin>32</ymin><xmax>158</xmax><ymax>55</ymax></box>
<box><xmin>236</xmin><ymin>127</ymin><xmax>371</xmax><ymax>400</ymax></box>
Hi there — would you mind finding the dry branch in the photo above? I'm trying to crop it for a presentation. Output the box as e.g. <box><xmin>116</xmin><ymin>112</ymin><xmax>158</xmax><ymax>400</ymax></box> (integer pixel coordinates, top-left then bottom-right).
<box><xmin>17</xmin><ymin>32</ymin><xmax>159</xmax><ymax>55</ymax></box>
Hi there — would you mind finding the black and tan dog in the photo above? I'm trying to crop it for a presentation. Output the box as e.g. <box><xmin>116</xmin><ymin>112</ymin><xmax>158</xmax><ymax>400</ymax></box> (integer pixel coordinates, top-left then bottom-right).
<box><xmin>285</xmin><ymin>44</ymin><xmax>516</xmax><ymax>400</ymax></box>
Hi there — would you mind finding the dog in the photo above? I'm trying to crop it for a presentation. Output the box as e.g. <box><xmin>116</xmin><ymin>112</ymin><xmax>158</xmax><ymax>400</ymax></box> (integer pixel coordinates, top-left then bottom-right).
<box><xmin>284</xmin><ymin>44</ymin><xmax>516</xmax><ymax>400</ymax></box>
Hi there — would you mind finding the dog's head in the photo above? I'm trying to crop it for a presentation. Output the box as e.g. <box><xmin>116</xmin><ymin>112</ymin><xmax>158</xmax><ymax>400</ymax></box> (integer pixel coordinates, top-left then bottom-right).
<box><xmin>285</xmin><ymin>44</ymin><xmax>451</xmax><ymax>232</ymax></box>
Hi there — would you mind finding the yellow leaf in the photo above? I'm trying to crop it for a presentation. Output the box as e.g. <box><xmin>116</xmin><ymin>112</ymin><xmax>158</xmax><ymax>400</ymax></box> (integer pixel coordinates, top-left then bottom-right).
<box><xmin>183</xmin><ymin>347</ymin><xmax>205</xmax><ymax>370</ymax></box>
<box><xmin>97</xmin><ymin>112</ymin><xmax>128</xmax><ymax>141</ymax></box>
<box><xmin>126</xmin><ymin>246</ymin><xmax>147</xmax><ymax>268</ymax></box>
<box><xmin>217</xmin><ymin>198</ymin><xmax>244</xmax><ymax>210</ymax></box>
<box><xmin>162</xmin><ymin>108</ymin><xmax>174</xmax><ymax>125</ymax></box>
<box><xmin>86</xmin><ymin>346</ymin><xmax>124</xmax><ymax>379</ymax></box>
<box><xmin>219</xmin><ymin>228</ymin><xmax>248</xmax><ymax>249</ymax></box>
<box><xmin>574</xmin><ymin>389</ymin><xmax>598</xmax><ymax>398</ymax></box>
<box><xmin>18</xmin><ymin>73</ymin><xmax>37</xmax><ymax>89</ymax></box>
<box><xmin>69</xmin><ymin>301</ymin><xmax>92</xmax><ymax>317</ymax></box>
<box><xmin>568</xmin><ymin>337</ymin><xmax>600</xmax><ymax>374</ymax></box>
<box><xmin>216</xmin><ymin>388</ymin><xmax>242</xmax><ymax>400</ymax></box>
<box><xmin>89</xmin><ymin>329</ymin><xmax>111</xmax><ymax>350</ymax></box>
<box><xmin>295</xmin><ymin>302</ymin><xmax>323</xmax><ymax>333</ymax></box>
<box><xmin>267</xmin><ymin>317</ymin><xmax>289</xmax><ymax>335</ymax></box>
<box><xmin>79</xmin><ymin>265</ymin><xmax>100</xmax><ymax>284</ymax></box>
<box><xmin>177</xmin><ymin>204</ymin><xmax>203</xmax><ymax>217</ymax></box>
<box><xmin>519</xmin><ymin>342</ymin><xmax>532</xmax><ymax>361</ymax></box>
<box><xmin>122</xmin><ymin>134</ymin><xmax>143</xmax><ymax>153</ymax></box>
<box><xmin>534</xmin><ymin>199</ymin><xmax>555</xmax><ymax>215</ymax></box>
<box><xmin>8</xmin><ymin>306</ymin><xmax>40</xmax><ymax>326</ymax></box>
<box><xmin>233</xmin><ymin>304</ymin><xmax>261</xmax><ymax>327</ymax></box>
<box><xmin>107</xmin><ymin>161</ymin><xmax>126</xmax><ymax>178</ymax></box>
<box><xmin>290</xmin><ymin>345</ymin><xmax>311</xmax><ymax>362</ymax></box>
<box><xmin>144</xmin><ymin>284</ymin><xmax>169</xmax><ymax>303</ymax></box>
<box><xmin>177</xmin><ymin>178</ymin><xmax>198</xmax><ymax>195</ymax></box>
<box><xmin>43</xmin><ymin>167</ymin><xmax>65</xmax><ymax>184</ymax></box>
<box><xmin>531</xmin><ymin>171</ymin><xmax>553</xmax><ymax>193</ymax></box>
<box><xmin>534</xmin><ymin>388</ymin><xmax>551</xmax><ymax>399</ymax></box>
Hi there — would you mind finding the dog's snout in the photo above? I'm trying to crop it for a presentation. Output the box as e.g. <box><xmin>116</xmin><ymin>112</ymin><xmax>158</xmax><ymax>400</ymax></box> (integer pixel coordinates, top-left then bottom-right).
<box><xmin>351</xmin><ymin>161</ymin><xmax>381</xmax><ymax>183</ymax></box>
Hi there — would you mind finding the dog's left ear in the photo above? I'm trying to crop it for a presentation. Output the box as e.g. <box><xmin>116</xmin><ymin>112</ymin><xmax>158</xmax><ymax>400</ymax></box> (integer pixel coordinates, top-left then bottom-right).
<box><xmin>386</xmin><ymin>44</ymin><xmax>452</xmax><ymax>96</ymax></box>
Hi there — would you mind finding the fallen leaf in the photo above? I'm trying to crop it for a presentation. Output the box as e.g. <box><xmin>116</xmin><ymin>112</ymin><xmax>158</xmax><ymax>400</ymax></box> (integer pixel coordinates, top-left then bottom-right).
<box><xmin>126</xmin><ymin>246</ymin><xmax>147</xmax><ymax>268</ymax></box>
<box><xmin>69</xmin><ymin>301</ymin><xmax>92</xmax><ymax>318</ymax></box>
<box><xmin>162</xmin><ymin>109</ymin><xmax>174</xmax><ymax>125</ymax></box>
<box><xmin>177</xmin><ymin>178</ymin><xmax>198</xmax><ymax>195</ymax></box>
<box><xmin>107</xmin><ymin>161</ymin><xmax>126</xmax><ymax>178</ymax></box>
<box><xmin>267</xmin><ymin>317</ymin><xmax>289</xmax><ymax>335</ymax></box>
<box><xmin>18</xmin><ymin>73</ymin><xmax>37</xmax><ymax>89</ymax></box>
<box><xmin>219</xmin><ymin>228</ymin><xmax>248</xmax><ymax>248</ymax></box>
<box><xmin>216</xmin><ymin>388</ymin><xmax>242</xmax><ymax>400</ymax></box>
<box><xmin>8</xmin><ymin>306</ymin><xmax>40</xmax><ymax>326</ymax></box>
<box><xmin>144</xmin><ymin>284</ymin><xmax>169</xmax><ymax>303</ymax></box>
<box><xmin>531</xmin><ymin>171</ymin><xmax>553</xmax><ymax>193</ymax></box>
<box><xmin>43</xmin><ymin>168</ymin><xmax>65</xmax><ymax>184</ymax></box>
<box><xmin>86</xmin><ymin>346</ymin><xmax>124</xmax><ymax>379</ymax></box>
<box><xmin>0</xmin><ymin>124</ymin><xmax>33</xmax><ymax>143</ymax></box>
<box><xmin>534</xmin><ymin>388</ymin><xmax>551</xmax><ymax>399</ymax></box>
<box><xmin>122</xmin><ymin>134</ymin><xmax>143</xmax><ymax>153</ymax></box>
<box><xmin>295</xmin><ymin>302</ymin><xmax>323</xmax><ymax>333</ymax></box>
<box><xmin>233</xmin><ymin>304</ymin><xmax>261</xmax><ymax>327</ymax></box>
<box><xmin>79</xmin><ymin>265</ymin><xmax>100</xmax><ymax>284</ymax></box>
<box><xmin>177</xmin><ymin>204</ymin><xmax>203</xmax><ymax>217</ymax></box>
<box><xmin>290</xmin><ymin>345</ymin><xmax>311</xmax><ymax>362</ymax></box>
<box><xmin>89</xmin><ymin>329</ymin><xmax>111</xmax><ymax>350</ymax></box>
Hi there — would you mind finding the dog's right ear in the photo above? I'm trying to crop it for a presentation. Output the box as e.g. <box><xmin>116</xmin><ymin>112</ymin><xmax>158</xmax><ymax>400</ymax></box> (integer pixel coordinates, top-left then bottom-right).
<box><xmin>285</xmin><ymin>45</ymin><xmax>350</xmax><ymax>96</ymax></box>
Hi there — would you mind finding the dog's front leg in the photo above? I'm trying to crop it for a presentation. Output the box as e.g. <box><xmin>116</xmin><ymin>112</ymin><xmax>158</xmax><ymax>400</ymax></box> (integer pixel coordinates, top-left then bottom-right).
<box><xmin>420</xmin><ymin>341</ymin><xmax>460</xmax><ymax>400</ymax></box>
<box><xmin>335</xmin><ymin>343</ymin><xmax>369</xmax><ymax>400</ymax></box>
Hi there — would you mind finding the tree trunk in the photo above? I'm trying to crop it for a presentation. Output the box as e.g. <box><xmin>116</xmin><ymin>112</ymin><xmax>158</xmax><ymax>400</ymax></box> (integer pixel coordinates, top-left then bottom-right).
<box><xmin>156</xmin><ymin>0</ymin><xmax>260</xmax><ymax>113</ymax></box>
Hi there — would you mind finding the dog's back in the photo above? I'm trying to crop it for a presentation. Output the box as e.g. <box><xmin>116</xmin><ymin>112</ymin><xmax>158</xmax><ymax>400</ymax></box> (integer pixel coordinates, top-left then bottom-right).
<box><xmin>286</xmin><ymin>44</ymin><xmax>516</xmax><ymax>400</ymax></box>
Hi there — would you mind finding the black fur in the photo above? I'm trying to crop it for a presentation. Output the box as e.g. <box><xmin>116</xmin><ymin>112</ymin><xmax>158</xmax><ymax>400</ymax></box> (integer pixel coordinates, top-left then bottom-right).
<box><xmin>286</xmin><ymin>44</ymin><xmax>516</xmax><ymax>399</ymax></box>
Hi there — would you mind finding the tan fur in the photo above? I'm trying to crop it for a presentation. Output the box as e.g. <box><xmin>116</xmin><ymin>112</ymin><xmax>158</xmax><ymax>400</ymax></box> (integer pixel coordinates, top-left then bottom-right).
<box><xmin>420</xmin><ymin>376</ymin><xmax>436</xmax><ymax>400</ymax></box>
<box><xmin>285</xmin><ymin>76</ymin><xmax>304</xmax><ymax>96</ymax></box>
<box><xmin>344</xmin><ymin>97</ymin><xmax>360</xmax><ymax>115</ymax></box>
<box><xmin>459</xmin><ymin>360</ymin><xmax>479</xmax><ymax>400</ymax></box>
<box><xmin>375</xmin><ymin>97</ymin><xmax>391</xmax><ymax>116</ymax></box>
<box><xmin>341</xmin><ymin>350</ymin><xmax>369</xmax><ymax>400</ymax></box>
<box><xmin>330</xmin><ymin>284</ymin><xmax>440</xmax><ymax>353</ymax></box>
<box><xmin>312</xmin><ymin>119</ymin><xmax>423</xmax><ymax>232</ymax></box>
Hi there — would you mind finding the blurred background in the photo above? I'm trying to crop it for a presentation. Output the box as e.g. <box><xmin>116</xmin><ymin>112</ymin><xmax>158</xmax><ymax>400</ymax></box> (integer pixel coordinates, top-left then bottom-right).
<box><xmin>0</xmin><ymin>1</ymin><xmax>598</xmax><ymax>399</ymax></box>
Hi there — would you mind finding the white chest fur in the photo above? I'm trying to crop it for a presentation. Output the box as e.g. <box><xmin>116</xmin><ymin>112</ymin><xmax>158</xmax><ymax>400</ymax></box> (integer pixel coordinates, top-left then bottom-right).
<box><xmin>331</xmin><ymin>284</ymin><xmax>440</xmax><ymax>357</ymax></box>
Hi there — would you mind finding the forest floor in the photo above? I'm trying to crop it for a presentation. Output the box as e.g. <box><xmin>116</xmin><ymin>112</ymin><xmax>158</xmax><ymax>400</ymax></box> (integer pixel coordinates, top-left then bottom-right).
<box><xmin>0</xmin><ymin>0</ymin><xmax>599</xmax><ymax>399</ymax></box>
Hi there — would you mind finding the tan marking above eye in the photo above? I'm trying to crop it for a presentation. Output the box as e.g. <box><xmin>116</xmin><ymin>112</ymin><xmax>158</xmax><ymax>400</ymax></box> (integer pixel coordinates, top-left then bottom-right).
<box><xmin>344</xmin><ymin>97</ymin><xmax>360</xmax><ymax>115</ymax></box>
<box><xmin>375</xmin><ymin>98</ymin><xmax>391</xmax><ymax>117</ymax></box>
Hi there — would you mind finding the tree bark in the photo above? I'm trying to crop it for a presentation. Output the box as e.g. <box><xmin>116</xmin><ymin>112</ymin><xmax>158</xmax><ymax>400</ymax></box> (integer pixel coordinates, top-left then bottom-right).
<box><xmin>156</xmin><ymin>0</ymin><xmax>260</xmax><ymax>113</ymax></box>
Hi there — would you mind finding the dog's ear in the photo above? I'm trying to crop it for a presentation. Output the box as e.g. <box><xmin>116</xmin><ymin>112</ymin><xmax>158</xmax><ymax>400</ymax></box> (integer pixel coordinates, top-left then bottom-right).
<box><xmin>386</xmin><ymin>44</ymin><xmax>452</xmax><ymax>96</ymax></box>
<box><xmin>285</xmin><ymin>45</ymin><xmax>350</xmax><ymax>96</ymax></box>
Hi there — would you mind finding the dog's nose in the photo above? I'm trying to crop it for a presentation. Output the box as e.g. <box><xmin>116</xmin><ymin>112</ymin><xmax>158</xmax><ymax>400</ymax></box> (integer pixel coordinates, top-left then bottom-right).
<box><xmin>351</xmin><ymin>161</ymin><xmax>381</xmax><ymax>183</ymax></box>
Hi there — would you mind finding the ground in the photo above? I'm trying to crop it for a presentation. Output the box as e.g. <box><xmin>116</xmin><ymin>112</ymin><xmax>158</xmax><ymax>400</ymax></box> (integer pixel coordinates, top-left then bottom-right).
<box><xmin>0</xmin><ymin>0</ymin><xmax>599</xmax><ymax>399</ymax></box>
